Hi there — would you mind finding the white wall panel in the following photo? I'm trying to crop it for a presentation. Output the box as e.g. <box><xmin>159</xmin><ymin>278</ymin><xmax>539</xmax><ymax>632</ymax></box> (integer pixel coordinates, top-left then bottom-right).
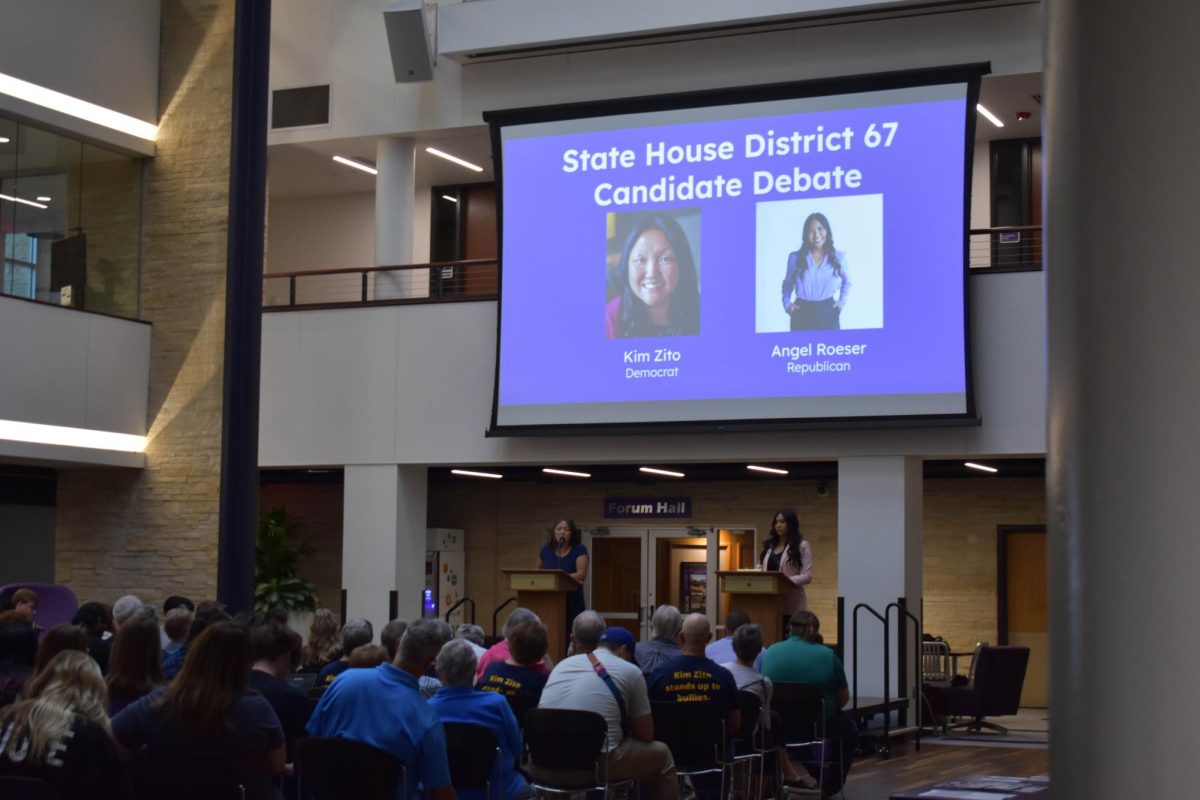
<box><xmin>259</xmin><ymin>271</ymin><xmax>1047</xmax><ymax>467</ymax></box>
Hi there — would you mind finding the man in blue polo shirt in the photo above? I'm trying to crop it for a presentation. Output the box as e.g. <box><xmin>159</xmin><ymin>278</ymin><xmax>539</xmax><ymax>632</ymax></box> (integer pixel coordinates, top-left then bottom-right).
<box><xmin>308</xmin><ymin>618</ymin><xmax>454</xmax><ymax>800</ymax></box>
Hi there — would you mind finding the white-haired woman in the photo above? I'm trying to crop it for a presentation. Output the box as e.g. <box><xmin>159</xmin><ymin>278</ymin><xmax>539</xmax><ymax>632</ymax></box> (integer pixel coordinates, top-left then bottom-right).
<box><xmin>0</xmin><ymin>649</ymin><xmax>131</xmax><ymax>798</ymax></box>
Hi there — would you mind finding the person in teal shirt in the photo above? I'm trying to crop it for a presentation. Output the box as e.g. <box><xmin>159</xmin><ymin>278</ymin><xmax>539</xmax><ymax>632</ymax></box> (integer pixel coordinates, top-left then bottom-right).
<box><xmin>760</xmin><ymin>611</ymin><xmax>855</xmax><ymax>795</ymax></box>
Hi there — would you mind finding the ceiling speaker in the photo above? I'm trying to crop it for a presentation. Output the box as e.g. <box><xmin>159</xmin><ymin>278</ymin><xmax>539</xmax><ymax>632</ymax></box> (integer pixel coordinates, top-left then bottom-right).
<box><xmin>384</xmin><ymin>1</ymin><xmax>434</xmax><ymax>82</ymax></box>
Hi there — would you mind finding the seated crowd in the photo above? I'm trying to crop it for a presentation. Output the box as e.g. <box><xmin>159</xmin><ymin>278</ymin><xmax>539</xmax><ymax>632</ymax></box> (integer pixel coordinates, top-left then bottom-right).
<box><xmin>0</xmin><ymin>585</ymin><xmax>853</xmax><ymax>800</ymax></box>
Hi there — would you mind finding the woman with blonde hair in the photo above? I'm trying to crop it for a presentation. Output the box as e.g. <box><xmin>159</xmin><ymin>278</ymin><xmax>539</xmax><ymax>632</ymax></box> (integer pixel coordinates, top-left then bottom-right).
<box><xmin>0</xmin><ymin>649</ymin><xmax>131</xmax><ymax>798</ymax></box>
<box><xmin>301</xmin><ymin>608</ymin><xmax>341</xmax><ymax>672</ymax></box>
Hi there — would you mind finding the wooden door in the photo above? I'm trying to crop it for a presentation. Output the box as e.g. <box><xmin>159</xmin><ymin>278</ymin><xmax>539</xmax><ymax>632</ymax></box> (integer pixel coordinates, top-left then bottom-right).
<box><xmin>589</xmin><ymin>534</ymin><xmax>644</xmax><ymax>639</ymax></box>
<box><xmin>999</xmin><ymin>526</ymin><xmax>1048</xmax><ymax>707</ymax></box>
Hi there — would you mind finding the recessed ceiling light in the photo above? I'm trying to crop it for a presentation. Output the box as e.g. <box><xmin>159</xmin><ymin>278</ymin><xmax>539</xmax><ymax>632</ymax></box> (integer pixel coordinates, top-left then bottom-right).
<box><xmin>976</xmin><ymin>104</ymin><xmax>1004</xmax><ymax>128</ymax></box>
<box><xmin>36</xmin><ymin>196</ymin><xmax>51</xmax><ymax>203</ymax></box>
<box><xmin>0</xmin><ymin>72</ymin><xmax>157</xmax><ymax>141</ymax></box>
<box><xmin>451</xmin><ymin>469</ymin><xmax>502</xmax><ymax>479</ymax></box>
<box><xmin>747</xmin><ymin>465</ymin><xmax>789</xmax><ymax>475</ymax></box>
<box><xmin>0</xmin><ymin>136</ymin><xmax>9</xmax><ymax>144</ymax></box>
<box><xmin>441</xmin><ymin>195</ymin><xmax>459</xmax><ymax>203</ymax></box>
<box><xmin>964</xmin><ymin>462</ymin><xmax>998</xmax><ymax>473</ymax></box>
<box><xmin>640</xmin><ymin>466</ymin><xmax>685</xmax><ymax>478</ymax></box>
<box><xmin>543</xmin><ymin>468</ymin><xmax>591</xmax><ymax>478</ymax></box>
<box><xmin>0</xmin><ymin>193</ymin><xmax>48</xmax><ymax>209</ymax></box>
<box><xmin>426</xmin><ymin>147</ymin><xmax>483</xmax><ymax>173</ymax></box>
<box><xmin>332</xmin><ymin>155</ymin><xmax>378</xmax><ymax>175</ymax></box>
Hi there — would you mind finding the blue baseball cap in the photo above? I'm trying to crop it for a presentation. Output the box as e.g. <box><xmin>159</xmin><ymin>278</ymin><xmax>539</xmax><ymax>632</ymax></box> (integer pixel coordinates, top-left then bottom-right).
<box><xmin>599</xmin><ymin>626</ymin><xmax>637</xmax><ymax>658</ymax></box>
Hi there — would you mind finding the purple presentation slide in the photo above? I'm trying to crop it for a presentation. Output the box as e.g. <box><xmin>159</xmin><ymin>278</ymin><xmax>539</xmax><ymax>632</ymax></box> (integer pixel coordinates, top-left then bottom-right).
<box><xmin>494</xmin><ymin>84</ymin><xmax>971</xmax><ymax>428</ymax></box>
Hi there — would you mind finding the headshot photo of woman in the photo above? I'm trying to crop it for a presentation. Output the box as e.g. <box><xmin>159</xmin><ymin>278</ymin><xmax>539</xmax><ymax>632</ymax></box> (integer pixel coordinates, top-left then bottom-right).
<box><xmin>780</xmin><ymin>212</ymin><xmax>850</xmax><ymax>330</ymax></box>
<box><xmin>605</xmin><ymin>210</ymin><xmax>700</xmax><ymax>339</ymax></box>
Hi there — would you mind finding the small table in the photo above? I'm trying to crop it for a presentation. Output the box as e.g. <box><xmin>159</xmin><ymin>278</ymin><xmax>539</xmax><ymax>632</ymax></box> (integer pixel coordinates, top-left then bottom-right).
<box><xmin>890</xmin><ymin>775</ymin><xmax>1049</xmax><ymax>800</ymax></box>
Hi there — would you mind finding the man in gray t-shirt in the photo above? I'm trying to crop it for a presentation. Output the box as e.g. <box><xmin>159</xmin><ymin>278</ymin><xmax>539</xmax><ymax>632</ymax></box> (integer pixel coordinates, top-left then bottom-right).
<box><xmin>538</xmin><ymin>612</ymin><xmax>676</xmax><ymax>800</ymax></box>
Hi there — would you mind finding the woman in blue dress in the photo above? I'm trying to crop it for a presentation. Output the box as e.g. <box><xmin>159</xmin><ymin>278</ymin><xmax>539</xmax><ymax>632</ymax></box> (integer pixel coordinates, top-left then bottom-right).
<box><xmin>536</xmin><ymin>518</ymin><xmax>588</xmax><ymax>640</ymax></box>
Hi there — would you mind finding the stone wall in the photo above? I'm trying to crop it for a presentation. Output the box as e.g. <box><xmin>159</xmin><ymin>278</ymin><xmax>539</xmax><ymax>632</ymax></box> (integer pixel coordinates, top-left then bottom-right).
<box><xmin>55</xmin><ymin>0</ymin><xmax>235</xmax><ymax>606</ymax></box>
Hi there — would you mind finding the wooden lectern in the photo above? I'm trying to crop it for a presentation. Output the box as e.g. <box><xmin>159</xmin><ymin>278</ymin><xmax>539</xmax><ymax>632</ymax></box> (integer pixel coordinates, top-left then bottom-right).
<box><xmin>501</xmin><ymin>569</ymin><xmax>579</xmax><ymax>660</ymax></box>
<box><xmin>717</xmin><ymin>570</ymin><xmax>795</xmax><ymax>646</ymax></box>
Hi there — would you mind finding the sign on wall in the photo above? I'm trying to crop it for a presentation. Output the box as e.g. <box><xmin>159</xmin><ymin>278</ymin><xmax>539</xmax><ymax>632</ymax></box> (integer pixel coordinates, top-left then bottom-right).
<box><xmin>604</xmin><ymin>497</ymin><xmax>692</xmax><ymax>518</ymax></box>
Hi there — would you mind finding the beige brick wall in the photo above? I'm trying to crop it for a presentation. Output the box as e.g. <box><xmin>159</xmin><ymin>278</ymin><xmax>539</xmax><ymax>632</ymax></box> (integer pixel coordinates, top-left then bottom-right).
<box><xmin>55</xmin><ymin>0</ymin><xmax>235</xmax><ymax>607</ymax></box>
<box><xmin>264</xmin><ymin>473</ymin><xmax>1044</xmax><ymax>652</ymax></box>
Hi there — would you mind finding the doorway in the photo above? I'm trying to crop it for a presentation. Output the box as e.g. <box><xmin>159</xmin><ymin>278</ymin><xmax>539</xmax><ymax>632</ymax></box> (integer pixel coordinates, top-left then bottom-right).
<box><xmin>584</xmin><ymin>526</ymin><xmax>755</xmax><ymax>640</ymax></box>
<box><xmin>997</xmin><ymin>525</ymin><xmax>1048</xmax><ymax>708</ymax></box>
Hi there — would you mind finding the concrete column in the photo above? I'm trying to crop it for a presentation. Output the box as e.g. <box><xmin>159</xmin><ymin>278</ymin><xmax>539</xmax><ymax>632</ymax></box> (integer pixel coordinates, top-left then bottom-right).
<box><xmin>375</xmin><ymin>138</ymin><xmax>423</xmax><ymax>299</ymax></box>
<box><xmin>1046</xmin><ymin>3</ymin><xmax>1200</xmax><ymax>796</ymax></box>
<box><xmin>836</xmin><ymin>456</ymin><xmax>922</xmax><ymax>718</ymax></box>
<box><xmin>342</xmin><ymin>464</ymin><xmax>428</xmax><ymax>632</ymax></box>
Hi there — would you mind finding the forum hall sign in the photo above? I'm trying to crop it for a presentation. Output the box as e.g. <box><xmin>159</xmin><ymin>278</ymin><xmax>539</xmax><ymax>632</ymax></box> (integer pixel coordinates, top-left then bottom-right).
<box><xmin>604</xmin><ymin>497</ymin><xmax>692</xmax><ymax>519</ymax></box>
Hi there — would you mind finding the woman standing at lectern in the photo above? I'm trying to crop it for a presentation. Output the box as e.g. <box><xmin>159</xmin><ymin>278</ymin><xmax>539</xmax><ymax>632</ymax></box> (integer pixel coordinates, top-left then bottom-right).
<box><xmin>536</xmin><ymin>519</ymin><xmax>589</xmax><ymax>640</ymax></box>
<box><xmin>759</xmin><ymin>508</ymin><xmax>814</xmax><ymax>621</ymax></box>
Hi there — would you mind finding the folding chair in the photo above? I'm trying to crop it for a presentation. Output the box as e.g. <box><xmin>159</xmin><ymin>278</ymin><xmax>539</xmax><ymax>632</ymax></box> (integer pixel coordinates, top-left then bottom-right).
<box><xmin>0</xmin><ymin>776</ymin><xmax>59</xmax><ymax>800</ymax></box>
<box><xmin>650</xmin><ymin>701</ymin><xmax>729</xmax><ymax>800</ymax></box>
<box><xmin>728</xmin><ymin>690</ymin><xmax>767</xmax><ymax>800</ymax></box>
<box><xmin>444</xmin><ymin>721</ymin><xmax>501</xmax><ymax>800</ymax></box>
<box><xmin>524</xmin><ymin>708</ymin><xmax>634</xmax><ymax>800</ymax></box>
<box><xmin>771</xmin><ymin>683</ymin><xmax>827</xmax><ymax>796</ymax></box>
<box><xmin>299</xmin><ymin>736</ymin><xmax>406</xmax><ymax>799</ymax></box>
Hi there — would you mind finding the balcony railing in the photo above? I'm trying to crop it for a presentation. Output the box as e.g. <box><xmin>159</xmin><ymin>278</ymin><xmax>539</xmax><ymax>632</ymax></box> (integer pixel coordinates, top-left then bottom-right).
<box><xmin>262</xmin><ymin>228</ymin><xmax>1039</xmax><ymax>311</ymax></box>
<box><xmin>969</xmin><ymin>225</ymin><xmax>1042</xmax><ymax>271</ymax></box>
<box><xmin>262</xmin><ymin>258</ymin><xmax>498</xmax><ymax>311</ymax></box>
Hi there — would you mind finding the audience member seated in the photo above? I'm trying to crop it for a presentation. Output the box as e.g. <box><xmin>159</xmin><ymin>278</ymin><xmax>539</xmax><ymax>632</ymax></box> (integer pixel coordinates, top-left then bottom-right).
<box><xmin>160</xmin><ymin>600</ymin><xmax>230</xmax><ymax>682</ymax></box>
<box><xmin>597</xmin><ymin>627</ymin><xmax>637</xmax><ymax>663</ymax></box>
<box><xmin>33</xmin><ymin>623</ymin><xmax>88</xmax><ymax>675</ymax></box>
<box><xmin>158</xmin><ymin>596</ymin><xmax>193</xmax><ymax>649</ymax></box>
<box><xmin>761</xmin><ymin>610</ymin><xmax>856</xmax><ymax>796</ymax></box>
<box><xmin>723</xmin><ymin>623</ymin><xmax>808</xmax><ymax>786</ymax></box>
<box><xmin>300</xmin><ymin>608</ymin><xmax>342</xmax><ymax>673</ymax></box>
<box><xmin>648</xmin><ymin>613</ymin><xmax>741</xmax><ymax>733</ymax></box>
<box><xmin>635</xmin><ymin>605</ymin><xmax>684</xmax><ymax>676</ymax></box>
<box><xmin>0</xmin><ymin>620</ymin><xmax>38</xmax><ymax>707</ymax></box>
<box><xmin>0</xmin><ymin>588</ymin><xmax>40</xmax><ymax>629</ymax></box>
<box><xmin>160</xmin><ymin>607</ymin><xmax>193</xmax><ymax>679</ymax></box>
<box><xmin>706</xmin><ymin>610</ymin><xmax>765</xmax><ymax>671</ymax></box>
<box><xmin>74</xmin><ymin>602</ymin><xmax>115</xmax><ymax>674</ymax></box>
<box><xmin>475</xmin><ymin>608</ymin><xmax>553</xmax><ymax>683</ymax></box>
<box><xmin>307</xmin><ymin>619</ymin><xmax>455</xmax><ymax>800</ymax></box>
<box><xmin>106</xmin><ymin>618</ymin><xmax>164</xmax><ymax>716</ymax></box>
<box><xmin>478</xmin><ymin>618</ymin><xmax>551</xmax><ymax>708</ymax></box>
<box><xmin>538</xmin><ymin>611</ymin><xmax>676</xmax><ymax>800</ymax></box>
<box><xmin>248</xmin><ymin>622</ymin><xmax>308</xmax><ymax>765</ymax></box>
<box><xmin>264</xmin><ymin>607</ymin><xmax>289</xmax><ymax>627</ymax></box>
<box><xmin>112</xmin><ymin>621</ymin><xmax>285</xmax><ymax>800</ymax></box>
<box><xmin>111</xmin><ymin>595</ymin><xmax>143</xmax><ymax>629</ymax></box>
<box><xmin>381</xmin><ymin>619</ymin><xmax>444</xmax><ymax>699</ymax></box>
<box><xmin>349</xmin><ymin>643</ymin><xmax>389</xmax><ymax>668</ymax></box>
<box><xmin>0</xmin><ymin>650</ymin><xmax>132</xmax><ymax>799</ymax></box>
<box><xmin>316</xmin><ymin>617</ymin><xmax>372</xmax><ymax>687</ymax></box>
<box><xmin>455</xmin><ymin>623</ymin><xmax>489</xmax><ymax>659</ymax></box>
<box><xmin>430</xmin><ymin>640</ymin><xmax>530</xmax><ymax>800</ymax></box>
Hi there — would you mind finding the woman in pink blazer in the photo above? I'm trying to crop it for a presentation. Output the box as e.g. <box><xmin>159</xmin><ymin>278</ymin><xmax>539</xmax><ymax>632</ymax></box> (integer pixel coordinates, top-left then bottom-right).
<box><xmin>758</xmin><ymin>508</ymin><xmax>814</xmax><ymax>617</ymax></box>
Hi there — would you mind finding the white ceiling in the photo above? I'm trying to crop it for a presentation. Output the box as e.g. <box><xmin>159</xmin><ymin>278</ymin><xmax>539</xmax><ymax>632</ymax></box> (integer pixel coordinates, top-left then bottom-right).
<box><xmin>267</xmin><ymin>72</ymin><xmax>1042</xmax><ymax>200</ymax></box>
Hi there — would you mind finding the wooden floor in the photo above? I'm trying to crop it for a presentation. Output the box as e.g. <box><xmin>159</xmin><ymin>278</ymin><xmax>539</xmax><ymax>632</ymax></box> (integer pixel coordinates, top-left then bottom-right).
<box><xmin>839</xmin><ymin>742</ymin><xmax>1048</xmax><ymax>798</ymax></box>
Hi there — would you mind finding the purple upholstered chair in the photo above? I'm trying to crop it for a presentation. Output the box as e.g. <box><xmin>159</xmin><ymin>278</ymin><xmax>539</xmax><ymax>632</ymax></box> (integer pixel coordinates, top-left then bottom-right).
<box><xmin>0</xmin><ymin>583</ymin><xmax>79</xmax><ymax>634</ymax></box>
<box><xmin>941</xmin><ymin>645</ymin><xmax>1030</xmax><ymax>734</ymax></box>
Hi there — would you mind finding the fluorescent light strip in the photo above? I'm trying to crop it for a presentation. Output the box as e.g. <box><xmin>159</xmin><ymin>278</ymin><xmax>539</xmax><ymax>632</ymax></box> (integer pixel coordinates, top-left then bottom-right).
<box><xmin>543</xmin><ymin>468</ymin><xmax>591</xmax><ymax>478</ymax></box>
<box><xmin>332</xmin><ymin>155</ymin><xmax>378</xmax><ymax>175</ymax></box>
<box><xmin>425</xmin><ymin>147</ymin><xmax>484</xmax><ymax>173</ymax></box>
<box><xmin>451</xmin><ymin>469</ymin><xmax>503</xmax><ymax>479</ymax></box>
<box><xmin>746</xmin><ymin>465</ymin><xmax>789</xmax><ymax>475</ymax></box>
<box><xmin>36</xmin><ymin>196</ymin><xmax>51</xmax><ymax>202</ymax></box>
<box><xmin>0</xmin><ymin>72</ymin><xmax>157</xmax><ymax>141</ymax></box>
<box><xmin>440</xmin><ymin>195</ymin><xmax>459</xmax><ymax>203</ymax></box>
<box><xmin>976</xmin><ymin>104</ymin><xmax>1005</xmax><ymax>128</ymax></box>
<box><xmin>0</xmin><ymin>193</ymin><xmax>48</xmax><ymax>209</ymax></box>
<box><xmin>0</xmin><ymin>137</ymin><xmax>9</xmax><ymax>143</ymax></box>
<box><xmin>640</xmin><ymin>466</ymin><xmax>685</xmax><ymax>478</ymax></box>
<box><xmin>964</xmin><ymin>462</ymin><xmax>999</xmax><ymax>473</ymax></box>
<box><xmin>0</xmin><ymin>419</ymin><xmax>146</xmax><ymax>453</ymax></box>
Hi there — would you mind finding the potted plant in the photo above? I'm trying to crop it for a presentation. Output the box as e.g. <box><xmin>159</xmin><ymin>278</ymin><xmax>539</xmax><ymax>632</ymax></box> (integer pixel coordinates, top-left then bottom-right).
<box><xmin>255</xmin><ymin>509</ymin><xmax>319</xmax><ymax>635</ymax></box>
